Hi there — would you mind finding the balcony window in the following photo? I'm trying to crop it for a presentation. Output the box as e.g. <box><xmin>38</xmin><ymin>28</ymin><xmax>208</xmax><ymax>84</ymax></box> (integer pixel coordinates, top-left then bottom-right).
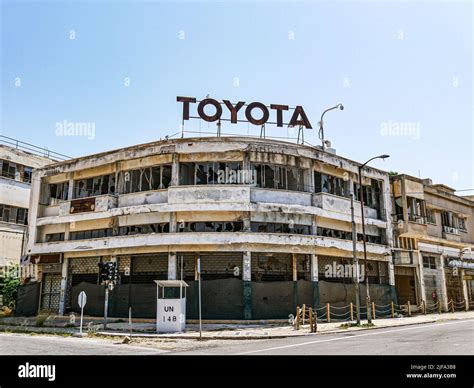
<box><xmin>251</xmin><ymin>222</ymin><xmax>311</xmax><ymax>235</ymax></box>
<box><xmin>178</xmin><ymin>221</ymin><xmax>243</xmax><ymax>233</ymax></box>
<box><xmin>74</xmin><ymin>174</ymin><xmax>115</xmax><ymax>199</ymax></box>
<box><xmin>49</xmin><ymin>182</ymin><xmax>69</xmax><ymax>205</ymax></box>
<box><xmin>426</xmin><ymin>209</ymin><xmax>436</xmax><ymax>224</ymax></box>
<box><xmin>0</xmin><ymin>159</ymin><xmax>33</xmax><ymax>183</ymax></box>
<box><xmin>180</xmin><ymin>162</ymin><xmax>244</xmax><ymax>185</ymax></box>
<box><xmin>354</xmin><ymin>179</ymin><xmax>382</xmax><ymax>210</ymax></box>
<box><xmin>315</xmin><ymin>172</ymin><xmax>349</xmax><ymax>198</ymax></box>
<box><xmin>70</xmin><ymin>228</ymin><xmax>113</xmax><ymax>240</ymax></box>
<box><xmin>253</xmin><ymin>163</ymin><xmax>305</xmax><ymax>191</ymax></box>
<box><xmin>0</xmin><ymin>204</ymin><xmax>28</xmax><ymax>225</ymax></box>
<box><xmin>441</xmin><ymin>211</ymin><xmax>463</xmax><ymax>233</ymax></box>
<box><xmin>45</xmin><ymin>233</ymin><xmax>65</xmax><ymax>242</ymax></box>
<box><xmin>119</xmin><ymin>223</ymin><xmax>169</xmax><ymax>236</ymax></box>
<box><xmin>406</xmin><ymin>196</ymin><xmax>426</xmax><ymax>223</ymax></box>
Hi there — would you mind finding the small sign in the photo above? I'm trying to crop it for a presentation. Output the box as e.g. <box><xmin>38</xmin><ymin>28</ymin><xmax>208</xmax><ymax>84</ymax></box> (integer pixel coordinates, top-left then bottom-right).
<box><xmin>157</xmin><ymin>299</ymin><xmax>186</xmax><ymax>333</ymax></box>
<box><xmin>463</xmin><ymin>275</ymin><xmax>473</xmax><ymax>281</ymax></box>
<box><xmin>78</xmin><ymin>291</ymin><xmax>87</xmax><ymax>308</ymax></box>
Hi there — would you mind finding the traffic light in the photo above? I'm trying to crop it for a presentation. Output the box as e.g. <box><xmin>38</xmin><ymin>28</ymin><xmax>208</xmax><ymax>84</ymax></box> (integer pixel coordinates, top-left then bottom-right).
<box><xmin>98</xmin><ymin>262</ymin><xmax>120</xmax><ymax>284</ymax></box>
<box><xmin>98</xmin><ymin>262</ymin><xmax>108</xmax><ymax>283</ymax></box>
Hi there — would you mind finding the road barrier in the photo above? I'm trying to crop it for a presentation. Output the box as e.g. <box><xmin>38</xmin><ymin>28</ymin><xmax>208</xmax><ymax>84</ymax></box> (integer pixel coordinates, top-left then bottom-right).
<box><xmin>292</xmin><ymin>299</ymin><xmax>474</xmax><ymax>332</ymax></box>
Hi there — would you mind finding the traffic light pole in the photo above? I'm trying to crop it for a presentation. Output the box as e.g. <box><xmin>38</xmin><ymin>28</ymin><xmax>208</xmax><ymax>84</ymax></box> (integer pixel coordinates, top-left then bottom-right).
<box><xmin>104</xmin><ymin>286</ymin><xmax>109</xmax><ymax>330</ymax></box>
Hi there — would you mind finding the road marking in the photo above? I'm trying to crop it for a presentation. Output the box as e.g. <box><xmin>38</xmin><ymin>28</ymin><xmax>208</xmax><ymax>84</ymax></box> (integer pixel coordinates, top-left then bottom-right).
<box><xmin>234</xmin><ymin>319</ymin><xmax>474</xmax><ymax>355</ymax></box>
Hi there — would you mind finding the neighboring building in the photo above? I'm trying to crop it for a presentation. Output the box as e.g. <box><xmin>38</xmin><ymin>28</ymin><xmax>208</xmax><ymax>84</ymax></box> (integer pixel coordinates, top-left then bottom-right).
<box><xmin>24</xmin><ymin>136</ymin><xmax>395</xmax><ymax>319</ymax></box>
<box><xmin>0</xmin><ymin>139</ymin><xmax>61</xmax><ymax>304</ymax></box>
<box><xmin>390</xmin><ymin>174</ymin><xmax>474</xmax><ymax>310</ymax></box>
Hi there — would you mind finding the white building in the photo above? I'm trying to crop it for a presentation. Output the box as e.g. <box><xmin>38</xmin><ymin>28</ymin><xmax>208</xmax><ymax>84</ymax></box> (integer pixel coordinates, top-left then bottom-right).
<box><xmin>0</xmin><ymin>139</ymin><xmax>60</xmax><ymax>304</ymax></box>
<box><xmin>24</xmin><ymin>136</ymin><xmax>395</xmax><ymax>319</ymax></box>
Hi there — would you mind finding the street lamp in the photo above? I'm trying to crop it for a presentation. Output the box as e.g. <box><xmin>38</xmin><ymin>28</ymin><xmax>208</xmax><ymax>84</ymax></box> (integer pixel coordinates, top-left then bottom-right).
<box><xmin>318</xmin><ymin>104</ymin><xmax>344</xmax><ymax>150</ymax></box>
<box><xmin>358</xmin><ymin>154</ymin><xmax>390</xmax><ymax>324</ymax></box>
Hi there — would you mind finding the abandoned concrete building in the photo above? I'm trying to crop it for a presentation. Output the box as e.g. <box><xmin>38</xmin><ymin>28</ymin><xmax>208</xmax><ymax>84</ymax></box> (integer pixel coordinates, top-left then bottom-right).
<box><xmin>391</xmin><ymin>174</ymin><xmax>474</xmax><ymax>310</ymax></box>
<box><xmin>21</xmin><ymin>136</ymin><xmax>397</xmax><ymax>319</ymax></box>
<box><xmin>0</xmin><ymin>139</ymin><xmax>59</xmax><ymax>305</ymax></box>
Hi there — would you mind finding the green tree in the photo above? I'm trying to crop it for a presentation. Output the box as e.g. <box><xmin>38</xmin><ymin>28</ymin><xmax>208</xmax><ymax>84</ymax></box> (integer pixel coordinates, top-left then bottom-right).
<box><xmin>2</xmin><ymin>264</ymin><xmax>21</xmax><ymax>309</ymax></box>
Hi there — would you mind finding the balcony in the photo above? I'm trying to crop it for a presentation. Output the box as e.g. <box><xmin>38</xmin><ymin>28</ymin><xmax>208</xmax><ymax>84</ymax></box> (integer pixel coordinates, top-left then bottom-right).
<box><xmin>312</xmin><ymin>192</ymin><xmax>380</xmax><ymax>220</ymax></box>
<box><xmin>393</xmin><ymin>251</ymin><xmax>415</xmax><ymax>266</ymax></box>
<box><xmin>169</xmin><ymin>185</ymin><xmax>251</xmax><ymax>205</ymax></box>
<box><xmin>442</xmin><ymin>225</ymin><xmax>461</xmax><ymax>242</ymax></box>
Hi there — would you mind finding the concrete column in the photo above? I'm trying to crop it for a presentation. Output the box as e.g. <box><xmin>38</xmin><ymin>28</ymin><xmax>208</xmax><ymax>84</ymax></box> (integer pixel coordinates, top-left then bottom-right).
<box><xmin>171</xmin><ymin>154</ymin><xmax>179</xmax><ymax>186</ymax></box>
<box><xmin>461</xmin><ymin>269</ymin><xmax>469</xmax><ymax>311</ymax></box>
<box><xmin>242</xmin><ymin>211</ymin><xmax>251</xmax><ymax>232</ymax></box>
<box><xmin>311</xmin><ymin>254</ymin><xmax>320</xmax><ymax>308</ymax></box>
<box><xmin>168</xmin><ymin>253</ymin><xmax>177</xmax><ymax>280</ymax></box>
<box><xmin>242</xmin><ymin>152</ymin><xmax>251</xmax><ymax>173</ymax></box>
<box><xmin>388</xmin><ymin>261</ymin><xmax>398</xmax><ymax>304</ymax></box>
<box><xmin>439</xmin><ymin>255</ymin><xmax>449</xmax><ymax>312</ymax></box>
<box><xmin>242</xmin><ymin>251</ymin><xmax>252</xmax><ymax>320</ymax></box>
<box><xmin>58</xmin><ymin>256</ymin><xmax>69</xmax><ymax>316</ymax></box>
<box><xmin>311</xmin><ymin>217</ymin><xmax>317</xmax><ymax>235</ymax></box>
<box><xmin>416</xmin><ymin>251</ymin><xmax>427</xmax><ymax>304</ymax></box>
<box><xmin>292</xmin><ymin>254</ymin><xmax>298</xmax><ymax>312</ymax></box>
<box><xmin>169</xmin><ymin>212</ymin><xmax>177</xmax><ymax>233</ymax></box>
<box><xmin>67</xmin><ymin>173</ymin><xmax>74</xmax><ymax>200</ymax></box>
<box><xmin>305</xmin><ymin>166</ymin><xmax>315</xmax><ymax>193</ymax></box>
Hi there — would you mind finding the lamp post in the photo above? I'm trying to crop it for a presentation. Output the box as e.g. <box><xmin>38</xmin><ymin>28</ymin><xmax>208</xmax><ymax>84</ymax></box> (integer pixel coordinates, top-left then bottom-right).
<box><xmin>318</xmin><ymin>104</ymin><xmax>344</xmax><ymax>150</ymax></box>
<box><xmin>358</xmin><ymin>154</ymin><xmax>390</xmax><ymax>324</ymax></box>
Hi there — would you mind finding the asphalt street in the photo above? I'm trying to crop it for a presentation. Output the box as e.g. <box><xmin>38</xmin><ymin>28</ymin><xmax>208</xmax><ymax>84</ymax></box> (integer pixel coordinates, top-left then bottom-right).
<box><xmin>175</xmin><ymin>319</ymin><xmax>474</xmax><ymax>355</ymax></box>
<box><xmin>0</xmin><ymin>318</ymin><xmax>472</xmax><ymax>355</ymax></box>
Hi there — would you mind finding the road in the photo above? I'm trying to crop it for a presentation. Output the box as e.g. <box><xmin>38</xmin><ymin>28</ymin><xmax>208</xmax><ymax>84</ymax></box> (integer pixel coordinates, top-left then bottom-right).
<box><xmin>0</xmin><ymin>333</ymin><xmax>167</xmax><ymax>355</ymax></box>
<box><xmin>0</xmin><ymin>319</ymin><xmax>472</xmax><ymax>355</ymax></box>
<box><xmin>176</xmin><ymin>319</ymin><xmax>474</xmax><ymax>355</ymax></box>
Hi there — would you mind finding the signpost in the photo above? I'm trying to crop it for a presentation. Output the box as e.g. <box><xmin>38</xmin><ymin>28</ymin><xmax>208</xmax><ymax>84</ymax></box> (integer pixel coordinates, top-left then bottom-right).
<box><xmin>78</xmin><ymin>291</ymin><xmax>87</xmax><ymax>335</ymax></box>
<box><xmin>197</xmin><ymin>257</ymin><xmax>202</xmax><ymax>340</ymax></box>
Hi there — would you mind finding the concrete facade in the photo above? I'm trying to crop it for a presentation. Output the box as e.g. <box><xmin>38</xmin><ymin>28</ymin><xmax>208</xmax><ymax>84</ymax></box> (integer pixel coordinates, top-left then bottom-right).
<box><xmin>0</xmin><ymin>144</ymin><xmax>54</xmax><ymax>304</ymax></box>
<box><xmin>24</xmin><ymin>137</ymin><xmax>395</xmax><ymax>319</ymax></box>
<box><xmin>390</xmin><ymin>174</ymin><xmax>474</xmax><ymax>311</ymax></box>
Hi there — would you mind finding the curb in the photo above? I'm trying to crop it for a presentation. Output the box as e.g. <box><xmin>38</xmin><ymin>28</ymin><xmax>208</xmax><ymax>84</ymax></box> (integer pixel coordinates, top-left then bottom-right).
<box><xmin>0</xmin><ymin>315</ymin><xmax>471</xmax><ymax>340</ymax></box>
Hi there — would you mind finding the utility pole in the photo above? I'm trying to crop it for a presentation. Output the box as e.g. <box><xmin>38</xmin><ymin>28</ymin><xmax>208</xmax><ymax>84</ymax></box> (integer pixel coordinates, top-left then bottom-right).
<box><xmin>358</xmin><ymin>154</ymin><xmax>390</xmax><ymax>325</ymax></box>
<box><xmin>197</xmin><ymin>255</ymin><xmax>202</xmax><ymax>340</ymax></box>
<box><xmin>351</xmin><ymin>193</ymin><xmax>361</xmax><ymax>325</ymax></box>
<box><xmin>104</xmin><ymin>286</ymin><xmax>109</xmax><ymax>329</ymax></box>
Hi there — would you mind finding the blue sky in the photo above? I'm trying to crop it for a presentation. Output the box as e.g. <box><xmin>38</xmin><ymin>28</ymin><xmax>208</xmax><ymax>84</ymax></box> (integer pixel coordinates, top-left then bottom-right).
<box><xmin>1</xmin><ymin>1</ymin><xmax>472</xmax><ymax>192</ymax></box>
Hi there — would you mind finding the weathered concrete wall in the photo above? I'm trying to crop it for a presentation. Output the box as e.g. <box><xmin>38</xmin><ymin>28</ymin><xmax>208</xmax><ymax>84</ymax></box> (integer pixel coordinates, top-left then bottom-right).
<box><xmin>0</xmin><ymin>228</ymin><xmax>24</xmax><ymax>267</ymax></box>
<box><xmin>0</xmin><ymin>177</ymin><xmax>30</xmax><ymax>208</ymax></box>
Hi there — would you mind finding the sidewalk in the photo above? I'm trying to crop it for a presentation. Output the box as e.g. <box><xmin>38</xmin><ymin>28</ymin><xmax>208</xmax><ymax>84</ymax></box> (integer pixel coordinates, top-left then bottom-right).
<box><xmin>1</xmin><ymin>310</ymin><xmax>473</xmax><ymax>339</ymax></box>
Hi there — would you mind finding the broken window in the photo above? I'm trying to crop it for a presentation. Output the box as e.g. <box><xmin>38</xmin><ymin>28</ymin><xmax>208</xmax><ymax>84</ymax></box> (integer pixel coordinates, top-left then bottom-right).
<box><xmin>179</xmin><ymin>162</ymin><xmax>243</xmax><ymax>185</ymax></box>
<box><xmin>74</xmin><ymin>174</ymin><xmax>114</xmax><ymax>199</ymax></box>
<box><xmin>49</xmin><ymin>182</ymin><xmax>69</xmax><ymax>205</ymax></box>
<box><xmin>119</xmin><ymin>223</ymin><xmax>169</xmax><ymax>236</ymax></box>
<box><xmin>406</xmin><ymin>196</ymin><xmax>426</xmax><ymax>223</ymax></box>
<box><xmin>253</xmin><ymin>163</ymin><xmax>305</xmax><ymax>191</ymax></box>
<box><xmin>178</xmin><ymin>221</ymin><xmax>243</xmax><ymax>233</ymax></box>
<box><xmin>23</xmin><ymin>167</ymin><xmax>33</xmax><ymax>183</ymax></box>
<box><xmin>354</xmin><ymin>179</ymin><xmax>382</xmax><ymax>210</ymax></box>
<box><xmin>441</xmin><ymin>211</ymin><xmax>463</xmax><ymax>230</ymax></box>
<box><xmin>315</xmin><ymin>171</ymin><xmax>349</xmax><ymax>197</ymax></box>
<box><xmin>70</xmin><ymin>228</ymin><xmax>113</xmax><ymax>240</ymax></box>
<box><xmin>251</xmin><ymin>222</ymin><xmax>311</xmax><ymax>235</ymax></box>
<box><xmin>45</xmin><ymin>233</ymin><xmax>65</xmax><ymax>242</ymax></box>
<box><xmin>118</xmin><ymin>165</ymin><xmax>172</xmax><ymax>194</ymax></box>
